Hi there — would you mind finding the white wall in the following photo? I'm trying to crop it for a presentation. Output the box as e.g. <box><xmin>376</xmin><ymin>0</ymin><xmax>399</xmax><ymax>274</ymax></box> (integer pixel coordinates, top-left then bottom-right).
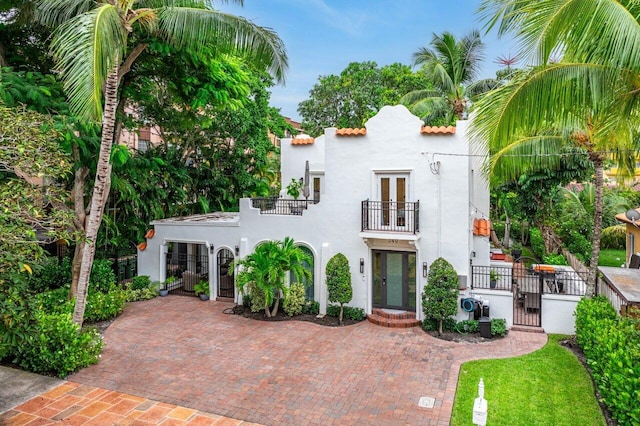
<box><xmin>469</xmin><ymin>289</ymin><xmax>514</xmax><ymax>327</ymax></box>
<box><xmin>138</xmin><ymin>105</ymin><xmax>490</xmax><ymax>317</ymax></box>
<box><xmin>541</xmin><ymin>294</ymin><xmax>581</xmax><ymax>334</ymax></box>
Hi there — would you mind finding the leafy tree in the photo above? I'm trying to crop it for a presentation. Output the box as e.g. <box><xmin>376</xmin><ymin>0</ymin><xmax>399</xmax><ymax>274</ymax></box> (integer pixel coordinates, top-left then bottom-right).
<box><xmin>0</xmin><ymin>106</ymin><xmax>74</xmax><ymax>359</ymax></box>
<box><xmin>234</xmin><ymin>238</ymin><xmax>310</xmax><ymax>317</ymax></box>
<box><xmin>474</xmin><ymin>0</ymin><xmax>640</xmax><ymax>294</ymax></box>
<box><xmin>325</xmin><ymin>253</ymin><xmax>353</xmax><ymax>324</ymax></box>
<box><xmin>401</xmin><ymin>30</ymin><xmax>488</xmax><ymax>125</ymax></box>
<box><xmin>34</xmin><ymin>0</ymin><xmax>287</xmax><ymax>326</ymax></box>
<box><xmin>298</xmin><ymin>61</ymin><xmax>432</xmax><ymax>137</ymax></box>
<box><xmin>422</xmin><ymin>257</ymin><xmax>458</xmax><ymax>336</ymax></box>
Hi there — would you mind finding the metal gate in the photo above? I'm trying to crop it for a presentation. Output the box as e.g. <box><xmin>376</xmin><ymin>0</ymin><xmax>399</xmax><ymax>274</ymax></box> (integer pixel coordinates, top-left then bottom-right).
<box><xmin>165</xmin><ymin>244</ymin><xmax>209</xmax><ymax>296</ymax></box>
<box><xmin>512</xmin><ymin>268</ymin><xmax>544</xmax><ymax>327</ymax></box>
<box><xmin>217</xmin><ymin>249</ymin><xmax>235</xmax><ymax>299</ymax></box>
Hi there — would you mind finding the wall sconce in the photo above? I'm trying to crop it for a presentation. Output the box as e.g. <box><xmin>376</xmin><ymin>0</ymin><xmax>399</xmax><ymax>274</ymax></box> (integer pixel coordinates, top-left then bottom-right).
<box><xmin>422</xmin><ymin>262</ymin><xmax>428</xmax><ymax>277</ymax></box>
<box><xmin>235</xmin><ymin>245</ymin><xmax>240</xmax><ymax>256</ymax></box>
<box><xmin>209</xmin><ymin>244</ymin><xmax>214</xmax><ymax>254</ymax></box>
<box><xmin>359</xmin><ymin>258</ymin><xmax>365</xmax><ymax>274</ymax></box>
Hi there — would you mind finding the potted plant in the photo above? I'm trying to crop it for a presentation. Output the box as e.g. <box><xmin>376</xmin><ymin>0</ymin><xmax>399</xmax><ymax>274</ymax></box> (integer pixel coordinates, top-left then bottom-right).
<box><xmin>286</xmin><ymin>178</ymin><xmax>303</xmax><ymax>200</ymax></box>
<box><xmin>194</xmin><ymin>280</ymin><xmax>210</xmax><ymax>301</ymax></box>
<box><xmin>489</xmin><ymin>269</ymin><xmax>499</xmax><ymax>289</ymax></box>
<box><xmin>159</xmin><ymin>276</ymin><xmax>176</xmax><ymax>296</ymax></box>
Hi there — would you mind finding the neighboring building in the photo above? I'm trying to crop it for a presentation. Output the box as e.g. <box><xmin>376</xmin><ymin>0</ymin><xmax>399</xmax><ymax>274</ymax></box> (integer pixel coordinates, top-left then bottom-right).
<box><xmin>138</xmin><ymin>105</ymin><xmax>490</xmax><ymax>320</ymax></box>
<box><xmin>615</xmin><ymin>207</ymin><xmax>640</xmax><ymax>265</ymax></box>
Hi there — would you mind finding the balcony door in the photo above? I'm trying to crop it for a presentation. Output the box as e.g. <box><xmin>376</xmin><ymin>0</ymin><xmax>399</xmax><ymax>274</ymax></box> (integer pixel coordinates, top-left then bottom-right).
<box><xmin>372</xmin><ymin>250</ymin><xmax>416</xmax><ymax>311</ymax></box>
<box><xmin>378</xmin><ymin>174</ymin><xmax>408</xmax><ymax>229</ymax></box>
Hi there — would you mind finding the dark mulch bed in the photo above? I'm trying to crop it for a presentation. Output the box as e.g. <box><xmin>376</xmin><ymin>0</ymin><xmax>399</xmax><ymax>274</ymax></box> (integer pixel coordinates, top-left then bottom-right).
<box><xmin>224</xmin><ymin>304</ymin><xmax>363</xmax><ymax>326</ymax></box>
<box><xmin>425</xmin><ymin>330</ymin><xmax>503</xmax><ymax>343</ymax></box>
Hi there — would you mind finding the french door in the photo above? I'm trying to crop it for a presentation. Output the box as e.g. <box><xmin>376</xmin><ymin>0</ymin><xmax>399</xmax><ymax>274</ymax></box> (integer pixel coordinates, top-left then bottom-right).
<box><xmin>378</xmin><ymin>174</ymin><xmax>408</xmax><ymax>229</ymax></box>
<box><xmin>372</xmin><ymin>250</ymin><xmax>416</xmax><ymax>311</ymax></box>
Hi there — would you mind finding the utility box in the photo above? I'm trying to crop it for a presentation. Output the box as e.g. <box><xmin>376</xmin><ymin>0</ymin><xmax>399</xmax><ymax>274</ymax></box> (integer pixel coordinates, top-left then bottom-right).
<box><xmin>479</xmin><ymin>317</ymin><xmax>491</xmax><ymax>338</ymax></box>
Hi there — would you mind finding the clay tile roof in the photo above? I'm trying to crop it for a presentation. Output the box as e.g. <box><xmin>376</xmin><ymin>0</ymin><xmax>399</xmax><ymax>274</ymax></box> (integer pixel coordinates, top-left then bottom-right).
<box><xmin>291</xmin><ymin>137</ymin><xmax>315</xmax><ymax>145</ymax></box>
<box><xmin>335</xmin><ymin>128</ymin><xmax>367</xmax><ymax>136</ymax></box>
<box><xmin>421</xmin><ymin>125</ymin><xmax>456</xmax><ymax>135</ymax></box>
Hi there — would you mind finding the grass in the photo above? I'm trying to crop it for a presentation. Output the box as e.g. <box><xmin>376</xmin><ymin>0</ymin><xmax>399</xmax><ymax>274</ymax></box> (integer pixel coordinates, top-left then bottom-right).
<box><xmin>450</xmin><ymin>335</ymin><xmax>605</xmax><ymax>426</ymax></box>
<box><xmin>598</xmin><ymin>248</ymin><xmax>626</xmax><ymax>267</ymax></box>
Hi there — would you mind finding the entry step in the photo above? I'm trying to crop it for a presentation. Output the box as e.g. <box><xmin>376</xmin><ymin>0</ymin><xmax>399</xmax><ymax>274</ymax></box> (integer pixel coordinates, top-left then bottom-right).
<box><xmin>367</xmin><ymin>308</ymin><xmax>421</xmax><ymax>328</ymax></box>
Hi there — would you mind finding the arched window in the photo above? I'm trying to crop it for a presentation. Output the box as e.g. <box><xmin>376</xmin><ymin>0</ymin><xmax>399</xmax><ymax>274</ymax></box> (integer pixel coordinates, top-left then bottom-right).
<box><xmin>290</xmin><ymin>246</ymin><xmax>314</xmax><ymax>300</ymax></box>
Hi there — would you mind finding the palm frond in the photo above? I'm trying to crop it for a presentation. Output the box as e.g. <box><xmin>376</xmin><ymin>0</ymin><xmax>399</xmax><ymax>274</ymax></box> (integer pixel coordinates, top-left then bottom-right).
<box><xmin>50</xmin><ymin>4</ymin><xmax>127</xmax><ymax>120</ymax></box>
<box><xmin>157</xmin><ymin>7</ymin><xmax>287</xmax><ymax>82</ymax></box>
<box><xmin>34</xmin><ymin>0</ymin><xmax>95</xmax><ymax>27</ymax></box>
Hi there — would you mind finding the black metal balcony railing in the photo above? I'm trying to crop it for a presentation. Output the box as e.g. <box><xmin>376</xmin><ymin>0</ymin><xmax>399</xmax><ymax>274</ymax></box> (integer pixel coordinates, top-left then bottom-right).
<box><xmin>251</xmin><ymin>197</ymin><xmax>312</xmax><ymax>216</ymax></box>
<box><xmin>361</xmin><ymin>200</ymin><xmax>419</xmax><ymax>234</ymax></box>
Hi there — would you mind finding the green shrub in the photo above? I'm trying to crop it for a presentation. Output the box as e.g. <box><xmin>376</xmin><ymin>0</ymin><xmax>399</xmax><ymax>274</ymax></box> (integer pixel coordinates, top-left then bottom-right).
<box><xmin>283</xmin><ymin>282</ymin><xmax>305</xmax><ymax>316</ymax></box>
<box><xmin>326</xmin><ymin>253</ymin><xmax>353</xmax><ymax>323</ymax></box>
<box><xmin>575</xmin><ymin>297</ymin><xmax>640</xmax><ymax>424</ymax></box>
<box><xmin>28</xmin><ymin>257</ymin><xmax>72</xmax><ymax>293</ymax></box>
<box><xmin>301</xmin><ymin>300</ymin><xmax>319</xmax><ymax>315</ymax></box>
<box><xmin>90</xmin><ymin>259</ymin><xmax>117</xmax><ymax>293</ymax></box>
<box><xmin>600</xmin><ymin>225</ymin><xmax>626</xmax><ymax>249</ymax></box>
<box><xmin>567</xmin><ymin>231</ymin><xmax>592</xmax><ymax>263</ymax></box>
<box><xmin>422</xmin><ymin>257</ymin><xmax>458</xmax><ymax>335</ymax></box>
<box><xmin>35</xmin><ymin>287</ymin><xmax>74</xmax><ymax>315</ymax></box>
<box><xmin>245</xmin><ymin>281</ymin><xmax>268</xmax><ymax>313</ymax></box>
<box><xmin>15</xmin><ymin>311</ymin><xmax>102</xmax><ymax>378</ymax></box>
<box><xmin>326</xmin><ymin>304</ymin><xmax>366</xmax><ymax>321</ymax></box>
<box><xmin>490</xmin><ymin>318</ymin><xmax>507</xmax><ymax>337</ymax></box>
<box><xmin>492</xmin><ymin>222</ymin><xmax>505</xmax><ymax>241</ymax></box>
<box><xmin>529</xmin><ymin>227</ymin><xmax>545</xmax><ymax>258</ymax></box>
<box><xmin>542</xmin><ymin>253</ymin><xmax>568</xmax><ymax>265</ymax></box>
<box><xmin>422</xmin><ymin>317</ymin><xmax>457</xmax><ymax>333</ymax></box>
<box><xmin>84</xmin><ymin>285</ymin><xmax>127</xmax><ymax>322</ymax></box>
<box><xmin>129</xmin><ymin>275</ymin><xmax>152</xmax><ymax>291</ymax></box>
<box><xmin>126</xmin><ymin>287</ymin><xmax>158</xmax><ymax>302</ymax></box>
<box><xmin>456</xmin><ymin>319</ymin><xmax>479</xmax><ymax>333</ymax></box>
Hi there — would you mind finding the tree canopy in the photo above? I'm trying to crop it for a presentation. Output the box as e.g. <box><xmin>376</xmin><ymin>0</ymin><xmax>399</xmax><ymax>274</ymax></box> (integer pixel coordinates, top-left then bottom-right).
<box><xmin>298</xmin><ymin>61</ymin><xmax>432</xmax><ymax>137</ymax></box>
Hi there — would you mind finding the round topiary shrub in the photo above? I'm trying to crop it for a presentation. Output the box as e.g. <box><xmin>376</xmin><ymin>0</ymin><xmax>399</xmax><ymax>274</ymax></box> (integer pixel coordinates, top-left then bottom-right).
<box><xmin>326</xmin><ymin>253</ymin><xmax>352</xmax><ymax>324</ymax></box>
<box><xmin>422</xmin><ymin>257</ymin><xmax>458</xmax><ymax>335</ymax></box>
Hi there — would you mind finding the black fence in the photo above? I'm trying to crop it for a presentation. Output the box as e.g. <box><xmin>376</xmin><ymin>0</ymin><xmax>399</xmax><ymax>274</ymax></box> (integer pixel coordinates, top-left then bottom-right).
<box><xmin>361</xmin><ymin>200</ymin><xmax>419</xmax><ymax>234</ymax></box>
<box><xmin>165</xmin><ymin>252</ymin><xmax>209</xmax><ymax>296</ymax></box>
<box><xmin>471</xmin><ymin>264</ymin><xmax>588</xmax><ymax>296</ymax></box>
<box><xmin>251</xmin><ymin>197</ymin><xmax>313</xmax><ymax>216</ymax></box>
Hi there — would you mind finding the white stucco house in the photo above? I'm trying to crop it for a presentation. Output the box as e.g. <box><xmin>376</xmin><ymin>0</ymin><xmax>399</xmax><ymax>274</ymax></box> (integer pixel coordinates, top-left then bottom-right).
<box><xmin>138</xmin><ymin>105</ymin><xmax>490</xmax><ymax>319</ymax></box>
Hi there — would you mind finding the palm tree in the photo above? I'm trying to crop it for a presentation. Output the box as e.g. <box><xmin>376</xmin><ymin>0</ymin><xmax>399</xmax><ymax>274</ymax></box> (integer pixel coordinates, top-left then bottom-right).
<box><xmin>34</xmin><ymin>0</ymin><xmax>287</xmax><ymax>326</ymax></box>
<box><xmin>234</xmin><ymin>237</ymin><xmax>310</xmax><ymax>317</ymax></box>
<box><xmin>401</xmin><ymin>30</ymin><xmax>490</xmax><ymax>124</ymax></box>
<box><xmin>472</xmin><ymin>0</ymin><xmax>640</xmax><ymax>294</ymax></box>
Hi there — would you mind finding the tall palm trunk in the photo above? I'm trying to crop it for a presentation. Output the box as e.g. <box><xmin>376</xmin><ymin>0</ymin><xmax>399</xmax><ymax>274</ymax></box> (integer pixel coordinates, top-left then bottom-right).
<box><xmin>72</xmin><ymin>67</ymin><xmax>119</xmax><ymax>326</ymax></box>
<box><xmin>586</xmin><ymin>157</ymin><xmax>604</xmax><ymax>297</ymax></box>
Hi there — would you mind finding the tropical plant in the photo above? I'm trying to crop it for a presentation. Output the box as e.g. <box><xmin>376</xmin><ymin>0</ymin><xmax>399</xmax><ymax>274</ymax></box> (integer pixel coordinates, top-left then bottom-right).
<box><xmin>194</xmin><ymin>280</ymin><xmax>210</xmax><ymax>296</ymax></box>
<box><xmin>286</xmin><ymin>178</ymin><xmax>303</xmax><ymax>200</ymax></box>
<box><xmin>422</xmin><ymin>257</ymin><xmax>458</xmax><ymax>335</ymax></box>
<box><xmin>401</xmin><ymin>30</ymin><xmax>490</xmax><ymax>125</ymax></box>
<box><xmin>325</xmin><ymin>253</ymin><xmax>353</xmax><ymax>324</ymax></box>
<box><xmin>473</xmin><ymin>1</ymin><xmax>640</xmax><ymax>294</ymax></box>
<box><xmin>33</xmin><ymin>0</ymin><xmax>287</xmax><ymax>326</ymax></box>
<box><xmin>234</xmin><ymin>238</ymin><xmax>311</xmax><ymax>317</ymax></box>
<box><xmin>283</xmin><ymin>281</ymin><xmax>305</xmax><ymax>316</ymax></box>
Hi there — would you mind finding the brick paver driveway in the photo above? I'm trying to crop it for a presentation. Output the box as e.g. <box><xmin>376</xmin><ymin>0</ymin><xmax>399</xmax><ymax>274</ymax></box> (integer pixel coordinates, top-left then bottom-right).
<box><xmin>70</xmin><ymin>297</ymin><xmax>546</xmax><ymax>426</ymax></box>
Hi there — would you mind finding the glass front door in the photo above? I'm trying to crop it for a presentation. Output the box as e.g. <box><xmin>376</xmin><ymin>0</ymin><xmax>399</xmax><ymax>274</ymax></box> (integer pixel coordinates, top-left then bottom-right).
<box><xmin>372</xmin><ymin>250</ymin><xmax>416</xmax><ymax>311</ymax></box>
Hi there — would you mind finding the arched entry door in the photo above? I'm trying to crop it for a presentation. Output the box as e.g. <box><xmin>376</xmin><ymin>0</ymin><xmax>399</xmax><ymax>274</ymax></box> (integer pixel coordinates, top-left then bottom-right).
<box><xmin>217</xmin><ymin>249</ymin><xmax>235</xmax><ymax>299</ymax></box>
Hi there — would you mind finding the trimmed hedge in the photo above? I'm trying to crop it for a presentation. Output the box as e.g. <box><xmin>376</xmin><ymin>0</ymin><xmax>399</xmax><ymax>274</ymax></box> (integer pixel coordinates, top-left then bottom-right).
<box><xmin>575</xmin><ymin>297</ymin><xmax>640</xmax><ymax>425</ymax></box>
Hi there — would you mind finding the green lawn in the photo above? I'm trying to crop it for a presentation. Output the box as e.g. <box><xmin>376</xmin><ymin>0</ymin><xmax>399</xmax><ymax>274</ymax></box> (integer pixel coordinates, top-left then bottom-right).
<box><xmin>598</xmin><ymin>248</ymin><xmax>626</xmax><ymax>267</ymax></box>
<box><xmin>450</xmin><ymin>335</ymin><xmax>605</xmax><ymax>426</ymax></box>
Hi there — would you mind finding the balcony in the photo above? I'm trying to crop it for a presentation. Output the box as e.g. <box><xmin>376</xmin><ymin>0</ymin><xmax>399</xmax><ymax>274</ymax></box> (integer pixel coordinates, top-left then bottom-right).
<box><xmin>361</xmin><ymin>200</ymin><xmax>419</xmax><ymax>234</ymax></box>
<box><xmin>251</xmin><ymin>197</ymin><xmax>313</xmax><ymax>216</ymax></box>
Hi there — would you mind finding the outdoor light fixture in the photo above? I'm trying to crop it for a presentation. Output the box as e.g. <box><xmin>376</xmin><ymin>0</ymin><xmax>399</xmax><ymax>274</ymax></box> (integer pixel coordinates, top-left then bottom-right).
<box><xmin>422</xmin><ymin>262</ymin><xmax>428</xmax><ymax>277</ymax></box>
<box><xmin>209</xmin><ymin>244</ymin><xmax>214</xmax><ymax>254</ymax></box>
<box><xmin>360</xmin><ymin>258</ymin><xmax>364</xmax><ymax>273</ymax></box>
<box><xmin>235</xmin><ymin>245</ymin><xmax>240</xmax><ymax>256</ymax></box>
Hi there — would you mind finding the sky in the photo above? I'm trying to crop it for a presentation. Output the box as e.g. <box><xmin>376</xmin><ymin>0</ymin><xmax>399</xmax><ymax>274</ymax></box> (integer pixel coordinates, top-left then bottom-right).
<box><xmin>218</xmin><ymin>0</ymin><xmax>517</xmax><ymax>122</ymax></box>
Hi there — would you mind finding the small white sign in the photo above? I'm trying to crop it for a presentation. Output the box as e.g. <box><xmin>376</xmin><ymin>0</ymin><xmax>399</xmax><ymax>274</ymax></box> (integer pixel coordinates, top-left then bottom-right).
<box><xmin>418</xmin><ymin>396</ymin><xmax>435</xmax><ymax>408</ymax></box>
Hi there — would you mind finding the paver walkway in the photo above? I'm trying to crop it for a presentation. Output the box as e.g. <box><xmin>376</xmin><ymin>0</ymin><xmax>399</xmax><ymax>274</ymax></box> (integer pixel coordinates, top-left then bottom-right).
<box><xmin>4</xmin><ymin>297</ymin><xmax>547</xmax><ymax>425</ymax></box>
<box><xmin>0</xmin><ymin>380</ymin><xmax>257</xmax><ymax>425</ymax></box>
